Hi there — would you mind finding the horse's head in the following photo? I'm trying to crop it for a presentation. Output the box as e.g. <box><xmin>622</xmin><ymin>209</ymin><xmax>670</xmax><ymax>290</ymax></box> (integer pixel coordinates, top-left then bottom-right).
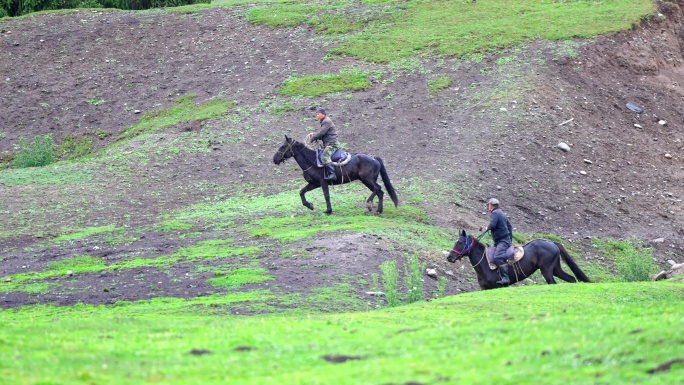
<box><xmin>273</xmin><ymin>135</ymin><xmax>296</xmax><ymax>165</ymax></box>
<box><xmin>447</xmin><ymin>230</ymin><xmax>471</xmax><ymax>263</ymax></box>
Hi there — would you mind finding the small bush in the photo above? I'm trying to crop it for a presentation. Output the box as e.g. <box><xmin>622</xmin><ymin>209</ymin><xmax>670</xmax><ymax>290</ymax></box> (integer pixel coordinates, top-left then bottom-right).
<box><xmin>13</xmin><ymin>134</ymin><xmax>55</xmax><ymax>168</ymax></box>
<box><xmin>594</xmin><ymin>238</ymin><xmax>658</xmax><ymax>282</ymax></box>
<box><xmin>403</xmin><ymin>254</ymin><xmax>425</xmax><ymax>304</ymax></box>
<box><xmin>434</xmin><ymin>276</ymin><xmax>447</xmax><ymax>298</ymax></box>
<box><xmin>379</xmin><ymin>260</ymin><xmax>399</xmax><ymax>307</ymax></box>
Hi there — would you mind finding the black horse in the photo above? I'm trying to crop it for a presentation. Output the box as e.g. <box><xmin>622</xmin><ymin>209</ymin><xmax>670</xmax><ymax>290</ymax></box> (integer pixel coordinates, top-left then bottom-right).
<box><xmin>447</xmin><ymin>230</ymin><xmax>590</xmax><ymax>290</ymax></box>
<box><xmin>272</xmin><ymin>136</ymin><xmax>398</xmax><ymax>214</ymax></box>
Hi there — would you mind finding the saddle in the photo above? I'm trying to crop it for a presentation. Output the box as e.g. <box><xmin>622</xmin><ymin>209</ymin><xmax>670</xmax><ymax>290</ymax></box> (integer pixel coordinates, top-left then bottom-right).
<box><xmin>317</xmin><ymin>149</ymin><xmax>351</xmax><ymax>167</ymax></box>
<box><xmin>486</xmin><ymin>245</ymin><xmax>524</xmax><ymax>270</ymax></box>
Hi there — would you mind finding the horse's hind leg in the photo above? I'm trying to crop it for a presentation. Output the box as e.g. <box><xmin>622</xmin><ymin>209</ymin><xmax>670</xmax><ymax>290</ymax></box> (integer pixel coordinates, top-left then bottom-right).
<box><xmin>361</xmin><ymin>178</ymin><xmax>384</xmax><ymax>213</ymax></box>
<box><xmin>553</xmin><ymin>263</ymin><xmax>578</xmax><ymax>283</ymax></box>
<box><xmin>300</xmin><ymin>183</ymin><xmax>319</xmax><ymax>211</ymax></box>
<box><xmin>540</xmin><ymin>258</ymin><xmax>558</xmax><ymax>284</ymax></box>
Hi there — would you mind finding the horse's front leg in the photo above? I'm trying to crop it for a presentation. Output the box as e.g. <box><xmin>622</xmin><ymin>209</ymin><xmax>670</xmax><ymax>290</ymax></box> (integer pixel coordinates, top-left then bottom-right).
<box><xmin>321</xmin><ymin>182</ymin><xmax>333</xmax><ymax>215</ymax></box>
<box><xmin>300</xmin><ymin>183</ymin><xmax>319</xmax><ymax>211</ymax></box>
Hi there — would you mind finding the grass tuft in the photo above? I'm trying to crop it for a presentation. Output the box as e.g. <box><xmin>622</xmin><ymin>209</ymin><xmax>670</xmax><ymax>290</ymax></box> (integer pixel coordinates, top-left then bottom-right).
<box><xmin>119</xmin><ymin>95</ymin><xmax>233</xmax><ymax>140</ymax></box>
<box><xmin>279</xmin><ymin>70</ymin><xmax>372</xmax><ymax>97</ymax></box>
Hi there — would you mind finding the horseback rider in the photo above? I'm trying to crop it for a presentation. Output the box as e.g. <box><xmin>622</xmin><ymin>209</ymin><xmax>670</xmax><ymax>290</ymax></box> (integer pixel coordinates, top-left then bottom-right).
<box><xmin>486</xmin><ymin>198</ymin><xmax>513</xmax><ymax>285</ymax></box>
<box><xmin>307</xmin><ymin>107</ymin><xmax>339</xmax><ymax>181</ymax></box>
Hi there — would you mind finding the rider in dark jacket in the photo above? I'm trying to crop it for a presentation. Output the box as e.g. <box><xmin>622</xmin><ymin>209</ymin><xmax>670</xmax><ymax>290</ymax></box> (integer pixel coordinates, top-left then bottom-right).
<box><xmin>486</xmin><ymin>198</ymin><xmax>513</xmax><ymax>285</ymax></box>
<box><xmin>308</xmin><ymin>108</ymin><xmax>339</xmax><ymax>181</ymax></box>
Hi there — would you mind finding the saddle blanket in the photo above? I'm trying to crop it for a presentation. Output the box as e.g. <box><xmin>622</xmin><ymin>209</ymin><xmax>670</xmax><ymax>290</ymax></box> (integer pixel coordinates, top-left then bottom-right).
<box><xmin>486</xmin><ymin>245</ymin><xmax>524</xmax><ymax>270</ymax></box>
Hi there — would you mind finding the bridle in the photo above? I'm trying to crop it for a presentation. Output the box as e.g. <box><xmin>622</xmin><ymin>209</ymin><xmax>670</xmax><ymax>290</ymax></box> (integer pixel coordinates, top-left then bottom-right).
<box><xmin>450</xmin><ymin>232</ymin><xmax>488</xmax><ymax>268</ymax></box>
<box><xmin>451</xmin><ymin>235</ymin><xmax>473</xmax><ymax>257</ymax></box>
<box><xmin>276</xmin><ymin>140</ymin><xmax>298</xmax><ymax>160</ymax></box>
<box><xmin>276</xmin><ymin>140</ymin><xmax>316</xmax><ymax>171</ymax></box>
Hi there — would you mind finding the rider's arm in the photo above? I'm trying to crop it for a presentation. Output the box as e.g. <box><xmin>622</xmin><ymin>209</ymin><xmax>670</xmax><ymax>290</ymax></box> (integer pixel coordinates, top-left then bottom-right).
<box><xmin>311</xmin><ymin>119</ymin><xmax>333</xmax><ymax>141</ymax></box>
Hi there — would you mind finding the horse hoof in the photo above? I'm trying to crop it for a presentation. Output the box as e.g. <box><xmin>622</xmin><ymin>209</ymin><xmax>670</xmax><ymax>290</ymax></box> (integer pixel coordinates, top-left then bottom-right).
<box><xmin>366</xmin><ymin>202</ymin><xmax>373</xmax><ymax>211</ymax></box>
<box><xmin>305</xmin><ymin>204</ymin><xmax>314</xmax><ymax>211</ymax></box>
<box><xmin>325</xmin><ymin>210</ymin><xmax>333</xmax><ymax>215</ymax></box>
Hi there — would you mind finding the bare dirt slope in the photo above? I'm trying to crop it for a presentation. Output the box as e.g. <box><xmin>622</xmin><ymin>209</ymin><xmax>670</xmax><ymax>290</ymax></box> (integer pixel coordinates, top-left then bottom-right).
<box><xmin>0</xmin><ymin>3</ymin><xmax>683</xmax><ymax>308</ymax></box>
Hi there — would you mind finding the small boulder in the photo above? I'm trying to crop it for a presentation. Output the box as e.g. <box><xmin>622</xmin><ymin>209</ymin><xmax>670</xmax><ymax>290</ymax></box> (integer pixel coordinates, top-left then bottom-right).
<box><xmin>426</xmin><ymin>268</ymin><xmax>438</xmax><ymax>278</ymax></box>
<box><xmin>557</xmin><ymin>142</ymin><xmax>571</xmax><ymax>152</ymax></box>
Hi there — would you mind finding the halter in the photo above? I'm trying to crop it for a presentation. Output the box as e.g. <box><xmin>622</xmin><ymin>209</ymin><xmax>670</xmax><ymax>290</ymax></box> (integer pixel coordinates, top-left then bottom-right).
<box><xmin>451</xmin><ymin>235</ymin><xmax>473</xmax><ymax>256</ymax></box>
<box><xmin>276</xmin><ymin>141</ymin><xmax>297</xmax><ymax>159</ymax></box>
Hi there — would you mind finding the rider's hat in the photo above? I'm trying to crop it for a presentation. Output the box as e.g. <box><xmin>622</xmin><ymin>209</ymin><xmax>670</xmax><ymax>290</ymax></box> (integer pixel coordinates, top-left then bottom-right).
<box><xmin>487</xmin><ymin>198</ymin><xmax>500</xmax><ymax>206</ymax></box>
<box><xmin>315</xmin><ymin>107</ymin><xmax>327</xmax><ymax>115</ymax></box>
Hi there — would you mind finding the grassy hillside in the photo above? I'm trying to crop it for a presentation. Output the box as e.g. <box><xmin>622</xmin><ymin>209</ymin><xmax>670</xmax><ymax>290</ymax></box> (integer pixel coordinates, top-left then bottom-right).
<box><xmin>2</xmin><ymin>0</ymin><xmax>683</xmax><ymax>383</ymax></box>
<box><xmin>1</xmin><ymin>282</ymin><xmax>682</xmax><ymax>384</ymax></box>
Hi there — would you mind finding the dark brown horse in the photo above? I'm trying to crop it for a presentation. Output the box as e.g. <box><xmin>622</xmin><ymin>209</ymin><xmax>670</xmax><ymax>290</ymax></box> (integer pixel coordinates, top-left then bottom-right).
<box><xmin>447</xmin><ymin>230</ymin><xmax>590</xmax><ymax>289</ymax></box>
<box><xmin>272</xmin><ymin>136</ymin><xmax>398</xmax><ymax>214</ymax></box>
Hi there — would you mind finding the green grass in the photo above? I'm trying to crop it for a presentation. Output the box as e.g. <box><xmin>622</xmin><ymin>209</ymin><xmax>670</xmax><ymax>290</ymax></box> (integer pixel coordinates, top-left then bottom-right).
<box><xmin>118</xmin><ymin>95</ymin><xmax>233</xmax><ymax>140</ymax></box>
<box><xmin>0</xmin><ymin>282</ymin><xmax>681</xmax><ymax>384</ymax></box>
<box><xmin>208</xmin><ymin>267</ymin><xmax>273</xmax><ymax>289</ymax></box>
<box><xmin>0</xmin><ymin>164</ymin><xmax>92</xmax><ymax>186</ymax></box>
<box><xmin>246</xmin><ymin>4</ymin><xmax>323</xmax><ymax>28</ymax></box>
<box><xmin>0</xmin><ymin>256</ymin><xmax>106</xmax><ymax>293</ymax></box>
<box><xmin>427</xmin><ymin>74</ymin><xmax>452</xmax><ymax>94</ymax></box>
<box><xmin>54</xmin><ymin>225</ymin><xmax>122</xmax><ymax>243</ymax></box>
<box><xmin>333</xmin><ymin>0</ymin><xmax>655</xmax><ymax>62</ymax></box>
<box><xmin>0</xmin><ymin>238</ymin><xmax>261</xmax><ymax>293</ymax></box>
<box><xmin>279</xmin><ymin>70</ymin><xmax>372</xmax><ymax>97</ymax></box>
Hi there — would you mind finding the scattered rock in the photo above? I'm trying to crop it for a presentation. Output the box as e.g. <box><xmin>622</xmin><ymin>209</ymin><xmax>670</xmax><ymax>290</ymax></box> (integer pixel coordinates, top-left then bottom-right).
<box><xmin>653</xmin><ymin>263</ymin><xmax>684</xmax><ymax>281</ymax></box>
<box><xmin>426</xmin><ymin>268</ymin><xmax>438</xmax><ymax>278</ymax></box>
<box><xmin>557</xmin><ymin>142</ymin><xmax>571</xmax><ymax>152</ymax></box>
<box><xmin>583</xmin><ymin>159</ymin><xmax>593</xmax><ymax>164</ymax></box>
<box><xmin>66</xmin><ymin>270</ymin><xmax>73</xmax><ymax>276</ymax></box>
<box><xmin>658</xmin><ymin>120</ymin><xmax>667</xmax><ymax>126</ymax></box>
<box><xmin>366</xmin><ymin>291</ymin><xmax>385</xmax><ymax>296</ymax></box>
<box><xmin>579</xmin><ymin>171</ymin><xmax>587</xmax><ymax>175</ymax></box>
<box><xmin>652</xmin><ymin>238</ymin><xmax>665</xmax><ymax>243</ymax></box>
<box><xmin>634</xmin><ymin>123</ymin><xmax>643</xmax><ymax>129</ymax></box>
<box><xmin>664</xmin><ymin>153</ymin><xmax>672</xmax><ymax>159</ymax></box>
<box><xmin>625</xmin><ymin>103</ymin><xmax>643</xmax><ymax>113</ymax></box>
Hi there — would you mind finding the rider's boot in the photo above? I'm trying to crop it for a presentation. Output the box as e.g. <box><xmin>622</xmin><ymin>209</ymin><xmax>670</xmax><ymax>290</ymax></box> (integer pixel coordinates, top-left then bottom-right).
<box><xmin>324</xmin><ymin>164</ymin><xmax>337</xmax><ymax>181</ymax></box>
<box><xmin>496</xmin><ymin>265</ymin><xmax>511</xmax><ymax>285</ymax></box>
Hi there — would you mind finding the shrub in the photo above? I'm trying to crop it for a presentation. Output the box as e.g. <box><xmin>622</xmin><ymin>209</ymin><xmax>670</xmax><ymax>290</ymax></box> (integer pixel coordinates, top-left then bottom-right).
<box><xmin>379</xmin><ymin>260</ymin><xmax>399</xmax><ymax>307</ymax></box>
<box><xmin>403</xmin><ymin>253</ymin><xmax>425</xmax><ymax>304</ymax></box>
<box><xmin>594</xmin><ymin>238</ymin><xmax>658</xmax><ymax>282</ymax></box>
<box><xmin>13</xmin><ymin>134</ymin><xmax>55</xmax><ymax>168</ymax></box>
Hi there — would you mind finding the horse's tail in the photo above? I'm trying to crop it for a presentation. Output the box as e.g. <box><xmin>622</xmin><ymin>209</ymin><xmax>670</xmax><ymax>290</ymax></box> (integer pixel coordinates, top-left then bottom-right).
<box><xmin>555</xmin><ymin>242</ymin><xmax>591</xmax><ymax>282</ymax></box>
<box><xmin>376</xmin><ymin>157</ymin><xmax>399</xmax><ymax>207</ymax></box>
